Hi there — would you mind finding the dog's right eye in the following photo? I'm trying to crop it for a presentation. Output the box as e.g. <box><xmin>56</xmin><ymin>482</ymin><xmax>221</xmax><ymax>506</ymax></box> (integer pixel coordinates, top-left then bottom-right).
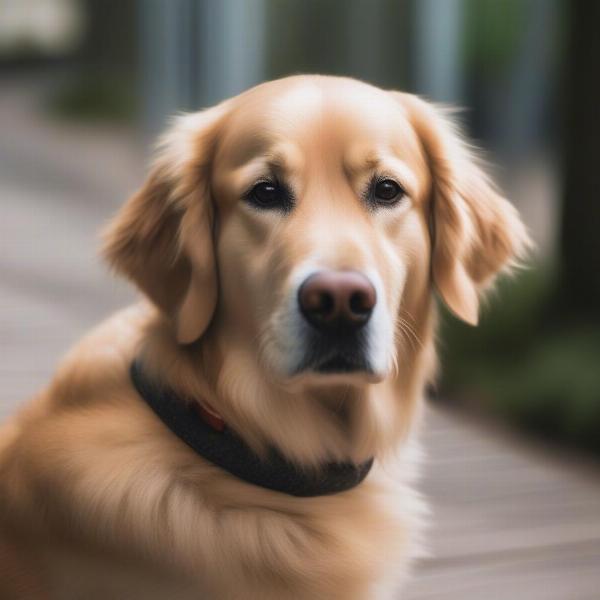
<box><xmin>245</xmin><ymin>181</ymin><xmax>293</xmax><ymax>212</ymax></box>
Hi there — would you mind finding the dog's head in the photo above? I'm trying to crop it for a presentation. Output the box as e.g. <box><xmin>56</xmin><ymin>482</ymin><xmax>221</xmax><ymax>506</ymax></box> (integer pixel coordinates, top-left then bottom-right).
<box><xmin>104</xmin><ymin>76</ymin><xmax>529</xmax><ymax>390</ymax></box>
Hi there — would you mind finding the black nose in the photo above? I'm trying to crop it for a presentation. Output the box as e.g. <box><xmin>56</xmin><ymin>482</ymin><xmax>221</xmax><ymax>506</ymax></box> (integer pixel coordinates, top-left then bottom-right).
<box><xmin>298</xmin><ymin>271</ymin><xmax>376</xmax><ymax>333</ymax></box>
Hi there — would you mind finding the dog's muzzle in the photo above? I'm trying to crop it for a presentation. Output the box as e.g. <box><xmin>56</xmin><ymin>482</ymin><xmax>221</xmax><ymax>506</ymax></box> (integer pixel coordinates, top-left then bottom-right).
<box><xmin>296</xmin><ymin>270</ymin><xmax>377</xmax><ymax>374</ymax></box>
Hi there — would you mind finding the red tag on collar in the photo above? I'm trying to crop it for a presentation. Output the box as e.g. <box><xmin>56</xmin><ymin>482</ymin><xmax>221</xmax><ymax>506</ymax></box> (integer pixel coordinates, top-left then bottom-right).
<box><xmin>193</xmin><ymin>400</ymin><xmax>225</xmax><ymax>432</ymax></box>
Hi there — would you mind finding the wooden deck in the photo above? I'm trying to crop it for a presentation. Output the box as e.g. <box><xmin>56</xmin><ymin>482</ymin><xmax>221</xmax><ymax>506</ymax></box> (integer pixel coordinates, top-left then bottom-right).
<box><xmin>1</xmin><ymin>77</ymin><xmax>600</xmax><ymax>599</ymax></box>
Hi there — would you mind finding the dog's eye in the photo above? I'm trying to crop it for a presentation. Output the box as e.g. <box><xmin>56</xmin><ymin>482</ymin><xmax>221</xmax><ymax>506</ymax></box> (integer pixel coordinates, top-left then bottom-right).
<box><xmin>373</xmin><ymin>179</ymin><xmax>404</xmax><ymax>205</ymax></box>
<box><xmin>246</xmin><ymin>181</ymin><xmax>292</xmax><ymax>212</ymax></box>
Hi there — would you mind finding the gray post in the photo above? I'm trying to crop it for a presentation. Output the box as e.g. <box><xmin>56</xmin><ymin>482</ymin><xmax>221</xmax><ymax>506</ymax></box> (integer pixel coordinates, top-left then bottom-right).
<box><xmin>412</xmin><ymin>0</ymin><xmax>464</xmax><ymax>104</ymax></box>
<box><xmin>138</xmin><ymin>0</ymin><xmax>265</xmax><ymax>140</ymax></box>
<box><xmin>196</xmin><ymin>0</ymin><xmax>265</xmax><ymax>107</ymax></box>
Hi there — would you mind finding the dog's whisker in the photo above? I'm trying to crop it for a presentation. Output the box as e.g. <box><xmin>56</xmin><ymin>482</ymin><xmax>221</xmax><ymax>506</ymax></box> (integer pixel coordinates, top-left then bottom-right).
<box><xmin>397</xmin><ymin>311</ymin><xmax>423</xmax><ymax>351</ymax></box>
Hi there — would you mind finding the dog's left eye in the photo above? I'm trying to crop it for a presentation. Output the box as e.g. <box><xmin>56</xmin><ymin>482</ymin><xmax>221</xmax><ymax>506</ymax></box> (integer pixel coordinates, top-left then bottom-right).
<box><xmin>246</xmin><ymin>181</ymin><xmax>292</xmax><ymax>212</ymax></box>
<box><xmin>373</xmin><ymin>179</ymin><xmax>404</xmax><ymax>205</ymax></box>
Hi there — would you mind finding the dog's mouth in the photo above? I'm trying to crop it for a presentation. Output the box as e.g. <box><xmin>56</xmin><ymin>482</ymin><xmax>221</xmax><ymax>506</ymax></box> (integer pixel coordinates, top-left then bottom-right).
<box><xmin>292</xmin><ymin>327</ymin><xmax>375</xmax><ymax>377</ymax></box>
<box><xmin>315</xmin><ymin>353</ymin><xmax>370</xmax><ymax>374</ymax></box>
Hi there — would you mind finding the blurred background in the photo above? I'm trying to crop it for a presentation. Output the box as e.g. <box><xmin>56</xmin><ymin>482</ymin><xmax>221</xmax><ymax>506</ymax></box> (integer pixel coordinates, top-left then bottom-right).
<box><xmin>1</xmin><ymin>1</ymin><xmax>599</xmax><ymax>598</ymax></box>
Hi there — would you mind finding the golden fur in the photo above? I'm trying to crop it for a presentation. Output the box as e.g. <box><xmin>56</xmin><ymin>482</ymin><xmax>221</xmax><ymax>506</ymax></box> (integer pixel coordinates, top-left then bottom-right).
<box><xmin>0</xmin><ymin>76</ymin><xmax>529</xmax><ymax>599</ymax></box>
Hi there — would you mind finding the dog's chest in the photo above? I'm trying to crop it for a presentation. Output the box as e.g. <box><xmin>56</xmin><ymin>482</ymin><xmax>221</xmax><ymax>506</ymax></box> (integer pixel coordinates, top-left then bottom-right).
<box><xmin>44</xmin><ymin>547</ymin><xmax>205</xmax><ymax>600</ymax></box>
<box><xmin>38</xmin><ymin>480</ymin><xmax>416</xmax><ymax>600</ymax></box>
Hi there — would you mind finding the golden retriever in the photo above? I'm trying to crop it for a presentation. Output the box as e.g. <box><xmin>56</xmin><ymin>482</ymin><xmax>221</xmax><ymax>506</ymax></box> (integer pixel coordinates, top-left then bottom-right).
<box><xmin>0</xmin><ymin>75</ymin><xmax>529</xmax><ymax>599</ymax></box>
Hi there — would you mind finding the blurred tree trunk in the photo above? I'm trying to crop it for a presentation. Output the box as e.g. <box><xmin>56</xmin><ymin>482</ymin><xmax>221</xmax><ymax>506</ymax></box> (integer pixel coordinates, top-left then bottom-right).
<box><xmin>560</xmin><ymin>1</ymin><xmax>600</xmax><ymax>318</ymax></box>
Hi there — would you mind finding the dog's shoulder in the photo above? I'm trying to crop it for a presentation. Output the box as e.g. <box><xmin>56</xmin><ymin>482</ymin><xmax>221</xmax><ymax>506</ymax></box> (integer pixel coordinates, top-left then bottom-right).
<box><xmin>0</xmin><ymin>304</ymin><xmax>155</xmax><ymax>527</ymax></box>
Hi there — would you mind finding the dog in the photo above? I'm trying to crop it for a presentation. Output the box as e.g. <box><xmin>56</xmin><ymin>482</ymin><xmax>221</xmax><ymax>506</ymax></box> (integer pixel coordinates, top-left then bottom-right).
<box><xmin>0</xmin><ymin>75</ymin><xmax>529</xmax><ymax>599</ymax></box>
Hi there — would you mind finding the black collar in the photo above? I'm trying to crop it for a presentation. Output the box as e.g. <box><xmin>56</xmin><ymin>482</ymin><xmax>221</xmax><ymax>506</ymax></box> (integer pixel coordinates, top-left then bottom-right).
<box><xmin>130</xmin><ymin>360</ymin><xmax>374</xmax><ymax>497</ymax></box>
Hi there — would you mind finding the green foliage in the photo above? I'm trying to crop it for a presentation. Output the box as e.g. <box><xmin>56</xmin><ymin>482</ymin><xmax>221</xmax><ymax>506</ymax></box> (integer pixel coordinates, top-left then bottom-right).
<box><xmin>463</xmin><ymin>0</ymin><xmax>526</xmax><ymax>73</ymax></box>
<box><xmin>49</xmin><ymin>75</ymin><xmax>136</xmax><ymax>122</ymax></box>
<box><xmin>439</xmin><ymin>266</ymin><xmax>600</xmax><ymax>455</ymax></box>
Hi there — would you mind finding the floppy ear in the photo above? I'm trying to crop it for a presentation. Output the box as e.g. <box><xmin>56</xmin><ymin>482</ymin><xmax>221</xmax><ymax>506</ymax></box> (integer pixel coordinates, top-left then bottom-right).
<box><xmin>397</xmin><ymin>93</ymin><xmax>531</xmax><ymax>325</ymax></box>
<box><xmin>102</xmin><ymin>105</ymin><xmax>228</xmax><ymax>343</ymax></box>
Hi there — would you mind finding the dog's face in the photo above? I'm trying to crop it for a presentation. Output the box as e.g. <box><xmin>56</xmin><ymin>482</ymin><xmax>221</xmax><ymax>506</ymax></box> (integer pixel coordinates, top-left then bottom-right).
<box><xmin>212</xmin><ymin>79</ymin><xmax>431</xmax><ymax>383</ymax></box>
<box><xmin>105</xmin><ymin>76</ymin><xmax>529</xmax><ymax>388</ymax></box>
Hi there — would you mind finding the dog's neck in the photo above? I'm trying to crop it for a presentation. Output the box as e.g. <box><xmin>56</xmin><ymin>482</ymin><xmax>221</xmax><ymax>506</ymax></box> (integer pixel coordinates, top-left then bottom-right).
<box><xmin>130</xmin><ymin>358</ymin><xmax>375</xmax><ymax>495</ymax></box>
<box><xmin>137</xmin><ymin>308</ymin><xmax>434</xmax><ymax>467</ymax></box>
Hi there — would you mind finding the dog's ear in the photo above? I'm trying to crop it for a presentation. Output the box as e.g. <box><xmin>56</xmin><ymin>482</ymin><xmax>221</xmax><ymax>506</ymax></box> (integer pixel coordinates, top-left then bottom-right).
<box><xmin>395</xmin><ymin>93</ymin><xmax>531</xmax><ymax>325</ymax></box>
<box><xmin>103</xmin><ymin>104</ymin><xmax>228</xmax><ymax>343</ymax></box>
